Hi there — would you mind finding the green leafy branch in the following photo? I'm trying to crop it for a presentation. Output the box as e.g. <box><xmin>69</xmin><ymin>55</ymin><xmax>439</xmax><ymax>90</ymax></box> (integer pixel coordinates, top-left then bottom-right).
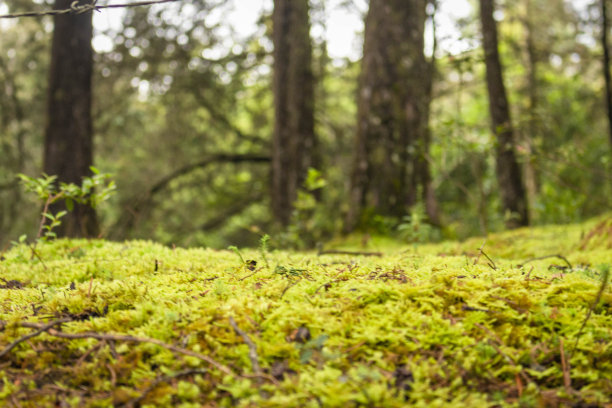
<box><xmin>14</xmin><ymin>167</ymin><xmax>116</xmax><ymax>257</ymax></box>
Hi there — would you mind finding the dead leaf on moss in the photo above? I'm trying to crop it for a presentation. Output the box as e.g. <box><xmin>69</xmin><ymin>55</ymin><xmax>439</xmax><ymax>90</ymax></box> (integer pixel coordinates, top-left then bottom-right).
<box><xmin>0</xmin><ymin>278</ymin><xmax>25</xmax><ymax>289</ymax></box>
<box><xmin>287</xmin><ymin>326</ymin><xmax>311</xmax><ymax>343</ymax></box>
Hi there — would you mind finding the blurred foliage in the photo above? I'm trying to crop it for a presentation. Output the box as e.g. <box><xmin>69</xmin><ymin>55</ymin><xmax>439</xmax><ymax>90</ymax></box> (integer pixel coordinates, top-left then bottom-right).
<box><xmin>0</xmin><ymin>0</ymin><xmax>610</xmax><ymax>248</ymax></box>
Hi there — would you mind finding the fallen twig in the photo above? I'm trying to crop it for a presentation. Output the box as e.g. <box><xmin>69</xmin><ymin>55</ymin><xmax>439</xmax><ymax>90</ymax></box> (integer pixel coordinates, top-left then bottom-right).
<box><xmin>462</xmin><ymin>304</ymin><xmax>494</xmax><ymax>314</ymax></box>
<box><xmin>559</xmin><ymin>338</ymin><xmax>571</xmax><ymax>391</ymax></box>
<box><xmin>238</xmin><ymin>267</ymin><xmax>263</xmax><ymax>281</ymax></box>
<box><xmin>10</xmin><ymin>393</ymin><xmax>22</xmax><ymax>408</ymax></box>
<box><xmin>475</xmin><ymin>323</ymin><xmax>535</xmax><ymax>389</ymax></box>
<box><xmin>317</xmin><ymin>249</ymin><xmax>382</xmax><ymax>257</ymax></box>
<box><xmin>121</xmin><ymin>368</ymin><xmax>208</xmax><ymax>408</ymax></box>
<box><xmin>279</xmin><ymin>280</ymin><xmax>299</xmax><ymax>300</ymax></box>
<box><xmin>107</xmin><ymin>363</ymin><xmax>117</xmax><ymax>388</ymax></box>
<box><xmin>515</xmin><ymin>372</ymin><xmax>523</xmax><ymax>397</ymax></box>
<box><xmin>0</xmin><ymin>319</ymin><xmax>235</xmax><ymax>377</ymax></box>
<box><xmin>56</xmin><ymin>330</ymin><xmax>233</xmax><ymax>375</ymax></box>
<box><xmin>473</xmin><ymin>240</ymin><xmax>496</xmax><ymax>270</ymax></box>
<box><xmin>571</xmin><ymin>266</ymin><xmax>610</xmax><ymax>357</ymax></box>
<box><xmin>0</xmin><ymin>318</ymin><xmax>72</xmax><ymax>358</ymax></box>
<box><xmin>518</xmin><ymin>254</ymin><xmax>572</xmax><ymax>269</ymax></box>
<box><xmin>489</xmin><ymin>295</ymin><xmax>529</xmax><ymax>314</ymax></box>
<box><xmin>27</xmin><ymin>243</ymin><xmax>48</xmax><ymax>270</ymax></box>
<box><xmin>229</xmin><ymin>317</ymin><xmax>262</xmax><ymax>377</ymax></box>
<box><xmin>75</xmin><ymin>341</ymin><xmax>105</xmax><ymax>366</ymax></box>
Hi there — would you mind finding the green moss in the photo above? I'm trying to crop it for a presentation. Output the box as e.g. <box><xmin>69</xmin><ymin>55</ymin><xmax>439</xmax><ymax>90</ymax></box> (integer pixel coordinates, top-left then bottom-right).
<box><xmin>1</xmin><ymin>215</ymin><xmax>611</xmax><ymax>406</ymax></box>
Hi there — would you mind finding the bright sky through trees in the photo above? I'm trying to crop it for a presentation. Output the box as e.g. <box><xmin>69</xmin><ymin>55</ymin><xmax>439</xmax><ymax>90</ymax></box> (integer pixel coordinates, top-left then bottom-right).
<box><xmin>0</xmin><ymin>0</ymin><xmax>594</xmax><ymax>57</ymax></box>
<box><xmin>91</xmin><ymin>0</ymin><xmax>477</xmax><ymax>59</ymax></box>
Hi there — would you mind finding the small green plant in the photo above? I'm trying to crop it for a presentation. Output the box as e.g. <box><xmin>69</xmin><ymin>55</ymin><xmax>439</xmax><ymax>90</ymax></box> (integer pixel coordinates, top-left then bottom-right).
<box><xmin>274</xmin><ymin>265</ymin><xmax>306</xmax><ymax>279</ymax></box>
<box><xmin>397</xmin><ymin>203</ymin><xmax>439</xmax><ymax>243</ymax></box>
<box><xmin>297</xmin><ymin>333</ymin><xmax>329</xmax><ymax>364</ymax></box>
<box><xmin>284</xmin><ymin>168</ymin><xmax>329</xmax><ymax>248</ymax></box>
<box><xmin>16</xmin><ymin>167</ymin><xmax>116</xmax><ymax>245</ymax></box>
<box><xmin>228</xmin><ymin>245</ymin><xmax>246</xmax><ymax>265</ymax></box>
<box><xmin>259</xmin><ymin>234</ymin><xmax>271</xmax><ymax>270</ymax></box>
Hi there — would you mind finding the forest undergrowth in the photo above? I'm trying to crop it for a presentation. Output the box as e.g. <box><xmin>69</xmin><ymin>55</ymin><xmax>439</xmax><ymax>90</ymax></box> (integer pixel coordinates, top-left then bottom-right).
<box><xmin>0</xmin><ymin>215</ymin><xmax>611</xmax><ymax>407</ymax></box>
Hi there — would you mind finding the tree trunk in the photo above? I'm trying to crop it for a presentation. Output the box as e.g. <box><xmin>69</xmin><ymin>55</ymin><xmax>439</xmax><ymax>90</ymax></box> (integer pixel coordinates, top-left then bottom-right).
<box><xmin>346</xmin><ymin>0</ymin><xmax>431</xmax><ymax>231</ymax></box>
<box><xmin>602</xmin><ymin>0</ymin><xmax>612</xmax><ymax>148</ymax></box>
<box><xmin>271</xmin><ymin>0</ymin><xmax>316</xmax><ymax>226</ymax></box>
<box><xmin>43</xmin><ymin>0</ymin><xmax>98</xmax><ymax>237</ymax></box>
<box><xmin>479</xmin><ymin>0</ymin><xmax>529</xmax><ymax>229</ymax></box>
<box><xmin>523</xmin><ymin>0</ymin><xmax>540</xmax><ymax>221</ymax></box>
<box><xmin>420</xmin><ymin>0</ymin><xmax>440</xmax><ymax>226</ymax></box>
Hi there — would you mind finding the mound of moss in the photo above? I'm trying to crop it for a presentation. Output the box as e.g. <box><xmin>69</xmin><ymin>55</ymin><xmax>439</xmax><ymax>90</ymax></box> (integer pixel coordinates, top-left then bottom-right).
<box><xmin>1</xmin><ymin>216</ymin><xmax>611</xmax><ymax>407</ymax></box>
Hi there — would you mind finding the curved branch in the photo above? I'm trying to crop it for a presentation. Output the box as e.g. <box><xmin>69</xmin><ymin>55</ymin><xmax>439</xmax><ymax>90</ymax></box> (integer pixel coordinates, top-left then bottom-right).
<box><xmin>111</xmin><ymin>153</ymin><xmax>270</xmax><ymax>238</ymax></box>
<box><xmin>0</xmin><ymin>318</ymin><xmax>235</xmax><ymax>376</ymax></box>
<box><xmin>149</xmin><ymin>154</ymin><xmax>270</xmax><ymax>197</ymax></box>
<box><xmin>197</xmin><ymin>192</ymin><xmax>265</xmax><ymax>232</ymax></box>
<box><xmin>192</xmin><ymin>90</ymin><xmax>268</xmax><ymax>148</ymax></box>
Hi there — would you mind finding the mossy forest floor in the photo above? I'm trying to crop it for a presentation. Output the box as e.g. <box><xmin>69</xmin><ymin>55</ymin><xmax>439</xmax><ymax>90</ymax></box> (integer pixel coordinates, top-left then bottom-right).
<box><xmin>1</xmin><ymin>216</ymin><xmax>611</xmax><ymax>407</ymax></box>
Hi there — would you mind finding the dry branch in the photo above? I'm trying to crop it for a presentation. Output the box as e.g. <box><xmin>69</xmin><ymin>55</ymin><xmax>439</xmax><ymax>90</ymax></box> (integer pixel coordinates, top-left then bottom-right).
<box><xmin>149</xmin><ymin>154</ymin><xmax>270</xmax><ymax>197</ymax></box>
<box><xmin>279</xmin><ymin>280</ymin><xmax>299</xmax><ymax>299</ymax></box>
<box><xmin>560</xmin><ymin>338</ymin><xmax>572</xmax><ymax>391</ymax></box>
<box><xmin>0</xmin><ymin>318</ymin><xmax>72</xmax><ymax>358</ymax></box>
<box><xmin>111</xmin><ymin>153</ymin><xmax>270</xmax><ymax>238</ymax></box>
<box><xmin>0</xmin><ymin>0</ymin><xmax>179</xmax><ymax>19</ymax></box>
<box><xmin>518</xmin><ymin>254</ymin><xmax>572</xmax><ymax>269</ymax></box>
<box><xmin>197</xmin><ymin>192</ymin><xmax>264</xmax><ymax>232</ymax></box>
<box><xmin>228</xmin><ymin>316</ymin><xmax>262</xmax><ymax>377</ymax></box>
<box><xmin>121</xmin><ymin>369</ymin><xmax>209</xmax><ymax>408</ymax></box>
<box><xmin>571</xmin><ymin>266</ymin><xmax>610</xmax><ymax>356</ymax></box>
<box><xmin>317</xmin><ymin>249</ymin><xmax>382</xmax><ymax>257</ymax></box>
<box><xmin>0</xmin><ymin>319</ymin><xmax>235</xmax><ymax>376</ymax></box>
<box><xmin>475</xmin><ymin>323</ymin><xmax>535</xmax><ymax>388</ymax></box>
<box><xmin>473</xmin><ymin>240</ymin><xmax>497</xmax><ymax>270</ymax></box>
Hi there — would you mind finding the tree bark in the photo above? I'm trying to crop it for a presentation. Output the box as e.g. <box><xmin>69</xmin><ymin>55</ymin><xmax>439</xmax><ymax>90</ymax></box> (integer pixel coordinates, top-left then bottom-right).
<box><xmin>479</xmin><ymin>0</ymin><xmax>529</xmax><ymax>228</ymax></box>
<box><xmin>271</xmin><ymin>0</ymin><xmax>316</xmax><ymax>226</ymax></box>
<box><xmin>523</xmin><ymin>0</ymin><xmax>540</xmax><ymax>221</ymax></box>
<box><xmin>43</xmin><ymin>0</ymin><xmax>98</xmax><ymax>238</ymax></box>
<box><xmin>420</xmin><ymin>0</ymin><xmax>441</xmax><ymax>226</ymax></box>
<box><xmin>346</xmin><ymin>0</ymin><xmax>431</xmax><ymax>231</ymax></box>
<box><xmin>602</xmin><ymin>0</ymin><xmax>612</xmax><ymax>148</ymax></box>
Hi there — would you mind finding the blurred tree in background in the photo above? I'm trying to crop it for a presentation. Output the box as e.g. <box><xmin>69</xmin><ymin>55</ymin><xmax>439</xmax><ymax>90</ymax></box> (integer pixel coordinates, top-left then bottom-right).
<box><xmin>0</xmin><ymin>0</ymin><xmax>610</xmax><ymax>248</ymax></box>
<box><xmin>479</xmin><ymin>0</ymin><xmax>528</xmax><ymax>229</ymax></box>
<box><xmin>345</xmin><ymin>0</ymin><xmax>438</xmax><ymax>232</ymax></box>
<box><xmin>44</xmin><ymin>0</ymin><xmax>99</xmax><ymax>237</ymax></box>
<box><xmin>271</xmin><ymin>0</ymin><xmax>316</xmax><ymax>227</ymax></box>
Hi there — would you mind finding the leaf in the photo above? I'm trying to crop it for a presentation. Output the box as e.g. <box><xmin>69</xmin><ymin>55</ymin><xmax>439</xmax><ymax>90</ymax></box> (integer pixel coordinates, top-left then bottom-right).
<box><xmin>309</xmin><ymin>334</ymin><xmax>329</xmax><ymax>349</ymax></box>
<box><xmin>304</xmin><ymin>168</ymin><xmax>327</xmax><ymax>191</ymax></box>
<box><xmin>65</xmin><ymin>198</ymin><xmax>74</xmax><ymax>212</ymax></box>
<box><xmin>300</xmin><ymin>349</ymin><xmax>313</xmax><ymax>364</ymax></box>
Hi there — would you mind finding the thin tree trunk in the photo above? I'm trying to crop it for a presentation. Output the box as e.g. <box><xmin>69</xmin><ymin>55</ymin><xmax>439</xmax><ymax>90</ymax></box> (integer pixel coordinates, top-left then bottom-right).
<box><xmin>0</xmin><ymin>56</ymin><xmax>26</xmax><ymax>173</ymax></box>
<box><xmin>0</xmin><ymin>56</ymin><xmax>25</xmax><ymax>234</ymax></box>
<box><xmin>271</xmin><ymin>0</ymin><xmax>316</xmax><ymax>226</ymax></box>
<box><xmin>43</xmin><ymin>0</ymin><xmax>98</xmax><ymax>237</ymax></box>
<box><xmin>602</xmin><ymin>0</ymin><xmax>612</xmax><ymax>148</ymax></box>
<box><xmin>523</xmin><ymin>0</ymin><xmax>540</xmax><ymax>221</ymax></box>
<box><xmin>479</xmin><ymin>0</ymin><xmax>529</xmax><ymax>229</ymax></box>
<box><xmin>420</xmin><ymin>0</ymin><xmax>440</xmax><ymax>226</ymax></box>
<box><xmin>346</xmin><ymin>1</ymin><xmax>389</xmax><ymax>231</ymax></box>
